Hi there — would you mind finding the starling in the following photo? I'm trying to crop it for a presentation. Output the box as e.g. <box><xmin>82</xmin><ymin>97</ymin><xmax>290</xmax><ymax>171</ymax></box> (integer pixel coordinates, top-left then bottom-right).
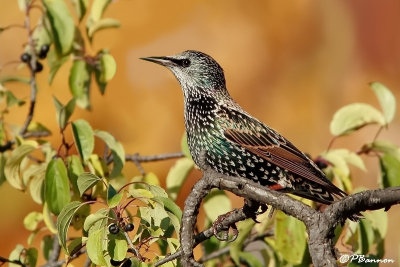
<box><xmin>141</xmin><ymin>50</ymin><xmax>347</xmax><ymax>205</ymax></box>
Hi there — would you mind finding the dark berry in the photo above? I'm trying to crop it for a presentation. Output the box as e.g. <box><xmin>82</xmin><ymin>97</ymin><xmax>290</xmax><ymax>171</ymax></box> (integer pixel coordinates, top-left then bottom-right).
<box><xmin>121</xmin><ymin>259</ymin><xmax>132</xmax><ymax>267</ymax></box>
<box><xmin>20</xmin><ymin>53</ymin><xmax>31</xmax><ymax>63</ymax></box>
<box><xmin>38</xmin><ymin>44</ymin><xmax>50</xmax><ymax>59</ymax></box>
<box><xmin>124</xmin><ymin>223</ymin><xmax>134</xmax><ymax>232</ymax></box>
<box><xmin>108</xmin><ymin>223</ymin><xmax>119</xmax><ymax>234</ymax></box>
<box><xmin>34</xmin><ymin>61</ymin><xmax>43</xmax><ymax>73</ymax></box>
<box><xmin>110</xmin><ymin>259</ymin><xmax>123</xmax><ymax>266</ymax></box>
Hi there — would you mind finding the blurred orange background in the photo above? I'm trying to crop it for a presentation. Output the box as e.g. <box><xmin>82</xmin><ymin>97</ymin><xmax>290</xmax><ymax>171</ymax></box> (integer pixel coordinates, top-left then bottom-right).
<box><xmin>0</xmin><ymin>0</ymin><xmax>399</xmax><ymax>264</ymax></box>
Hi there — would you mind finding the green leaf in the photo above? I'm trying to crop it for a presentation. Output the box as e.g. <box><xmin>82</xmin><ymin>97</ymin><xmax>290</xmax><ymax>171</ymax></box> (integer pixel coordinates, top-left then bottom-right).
<box><xmin>67</xmin><ymin>237</ymin><xmax>84</xmax><ymax>257</ymax></box>
<box><xmin>370</xmin><ymin>82</ymin><xmax>396</xmax><ymax>124</ymax></box>
<box><xmin>275</xmin><ymin>211</ymin><xmax>307</xmax><ymax>264</ymax></box>
<box><xmin>0</xmin><ymin>76</ymin><xmax>30</xmax><ymax>84</ymax></box>
<box><xmin>53</xmin><ymin>97</ymin><xmax>76</xmax><ymax>130</ymax></box>
<box><xmin>98</xmin><ymin>52</ymin><xmax>117</xmax><ymax>83</ymax></box>
<box><xmin>47</xmin><ymin>49</ymin><xmax>69</xmax><ymax>84</ymax></box>
<box><xmin>379</xmin><ymin>154</ymin><xmax>400</xmax><ymax>188</ymax></box>
<box><xmin>56</xmin><ymin>201</ymin><xmax>84</xmax><ymax>253</ymax></box>
<box><xmin>67</xmin><ymin>155</ymin><xmax>84</xmax><ymax>197</ymax></box>
<box><xmin>72</xmin><ymin>119</ymin><xmax>94</xmax><ymax>161</ymax></box>
<box><xmin>107</xmin><ymin>184</ymin><xmax>123</xmax><ymax>207</ymax></box>
<box><xmin>23</xmin><ymin>163</ymin><xmax>46</xmax><ymax>204</ymax></box>
<box><xmin>154</xmin><ymin>196</ymin><xmax>182</xmax><ymax>220</ymax></box>
<box><xmin>71</xmin><ymin>0</ymin><xmax>89</xmax><ymax>21</ymax></box>
<box><xmin>95</xmin><ymin>130</ymin><xmax>125</xmax><ymax>177</ymax></box>
<box><xmin>31</xmin><ymin>19</ymin><xmax>52</xmax><ymax>55</ymax></box>
<box><xmin>88</xmin><ymin>154</ymin><xmax>108</xmax><ymax>177</ymax></box>
<box><xmin>107</xmin><ymin>232</ymin><xmax>128</xmax><ymax>261</ymax></box>
<box><xmin>203</xmin><ymin>189</ymin><xmax>232</xmax><ymax>222</ymax></box>
<box><xmin>9</xmin><ymin>244</ymin><xmax>25</xmax><ymax>267</ymax></box>
<box><xmin>69</xmin><ymin>60</ymin><xmax>92</xmax><ymax>109</ymax></box>
<box><xmin>363</xmin><ymin>209</ymin><xmax>388</xmax><ymax>238</ymax></box>
<box><xmin>45</xmin><ymin>158</ymin><xmax>71</xmax><ymax>215</ymax></box>
<box><xmin>166</xmin><ymin>157</ymin><xmax>194</xmax><ymax>200</ymax></box>
<box><xmin>364</xmin><ymin>141</ymin><xmax>400</xmax><ymax>161</ymax></box>
<box><xmin>83</xmin><ymin>209</ymin><xmax>108</xmax><ymax>232</ymax></box>
<box><xmin>330</xmin><ymin>103</ymin><xmax>385</xmax><ymax>136</ymax></box>
<box><xmin>5</xmin><ymin>90</ymin><xmax>25</xmax><ymax>107</ymax></box>
<box><xmin>143</xmin><ymin>172</ymin><xmax>160</xmax><ymax>186</ymax></box>
<box><xmin>86</xmin><ymin>227</ymin><xmax>107</xmax><ymax>265</ymax></box>
<box><xmin>23</xmin><ymin>211</ymin><xmax>43</xmax><ymax>231</ymax></box>
<box><xmin>41</xmin><ymin>235</ymin><xmax>54</xmax><ymax>260</ymax></box>
<box><xmin>43</xmin><ymin>203</ymin><xmax>57</xmax><ymax>234</ymax></box>
<box><xmin>77</xmin><ymin>172</ymin><xmax>102</xmax><ymax>196</ymax></box>
<box><xmin>27</xmin><ymin>122</ymin><xmax>51</xmax><ymax>135</ymax></box>
<box><xmin>26</xmin><ymin>247</ymin><xmax>38</xmax><ymax>267</ymax></box>
<box><xmin>86</xmin><ymin>0</ymin><xmax>113</xmax><ymax>36</ymax></box>
<box><xmin>239</xmin><ymin>251</ymin><xmax>264</xmax><ymax>267</ymax></box>
<box><xmin>43</xmin><ymin>0</ymin><xmax>75</xmax><ymax>55</ymax></box>
<box><xmin>88</xmin><ymin>18</ymin><xmax>120</xmax><ymax>37</ymax></box>
<box><xmin>359</xmin><ymin>218</ymin><xmax>375</xmax><ymax>254</ymax></box>
<box><xmin>230</xmin><ymin>219</ymin><xmax>255</xmax><ymax>265</ymax></box>
<box><xmin>5</xmin><ymin>140</ymin><xmax>38</xmax><ymax>190</ymax></box>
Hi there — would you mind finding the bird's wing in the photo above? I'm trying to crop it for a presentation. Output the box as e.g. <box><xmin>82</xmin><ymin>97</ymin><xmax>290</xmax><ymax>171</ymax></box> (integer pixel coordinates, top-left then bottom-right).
<box><xmin>223</xmin><ymin>120</ymin><xmax>336</xmax><ymax>189</ymax></box>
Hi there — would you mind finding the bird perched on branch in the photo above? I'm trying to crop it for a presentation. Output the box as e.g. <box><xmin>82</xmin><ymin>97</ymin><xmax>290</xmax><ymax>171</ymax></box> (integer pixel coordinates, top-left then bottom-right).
<box><xmin>141</xmin><ymin>50</ymin><xmax>347</xmax><ymax>205</ymax></box>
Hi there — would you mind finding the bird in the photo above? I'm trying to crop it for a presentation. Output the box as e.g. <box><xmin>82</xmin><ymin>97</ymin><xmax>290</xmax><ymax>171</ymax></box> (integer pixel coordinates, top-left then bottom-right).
<box><xmin>141</xmin><ymin>50</ymin><xmax>348</xmax><ymax>205</ymax></box>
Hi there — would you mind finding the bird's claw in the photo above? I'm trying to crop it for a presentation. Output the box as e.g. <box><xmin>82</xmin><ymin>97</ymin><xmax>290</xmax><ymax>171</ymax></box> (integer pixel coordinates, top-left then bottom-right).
<box><xmin>212</xmin><ymin>211</ymin><xmax>239</xmax><ymax>242</ymax></box>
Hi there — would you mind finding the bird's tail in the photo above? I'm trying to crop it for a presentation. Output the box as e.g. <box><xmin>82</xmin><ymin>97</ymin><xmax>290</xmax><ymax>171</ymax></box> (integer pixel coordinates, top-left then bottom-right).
<box><xmin>285</xmin><ymin>183</ymin><xmax>362</xmax><ymax>222</ymax></box>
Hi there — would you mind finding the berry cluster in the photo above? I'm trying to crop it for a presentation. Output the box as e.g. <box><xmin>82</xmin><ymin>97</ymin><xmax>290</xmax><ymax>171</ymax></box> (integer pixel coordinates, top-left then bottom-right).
<box><xmin>108</xmin><ymin>222</ymin><xmax>135</xmax><ymax>235</ymax></box>
<box><xmin>20</xmin><ymin>44</ymin><xmax>50</xmax><ymax>73</ymax></box>
<box><xmin>108</xmin><ymin>222</ymin><xmax>135</xmax><ymax>266</ymax></box>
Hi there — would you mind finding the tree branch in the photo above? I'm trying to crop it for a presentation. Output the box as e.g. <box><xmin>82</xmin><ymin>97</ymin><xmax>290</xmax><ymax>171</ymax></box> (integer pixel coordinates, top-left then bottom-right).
<box><xmin>174</xmin><ymin>152</ymin><xmax>400</xmax><ymax>267</ymax></box>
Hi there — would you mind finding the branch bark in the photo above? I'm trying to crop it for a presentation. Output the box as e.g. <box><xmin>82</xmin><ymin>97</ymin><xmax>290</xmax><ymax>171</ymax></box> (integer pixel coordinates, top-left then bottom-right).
<box><xmin>174</xmin><ymin>160</ymin><xmax>400</xmax><ymax>267</ymax></box>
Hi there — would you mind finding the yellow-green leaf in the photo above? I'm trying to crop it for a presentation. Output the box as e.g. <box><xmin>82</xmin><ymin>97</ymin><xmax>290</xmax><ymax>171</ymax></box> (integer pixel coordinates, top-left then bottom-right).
<box><xmin>5</xmin><ymin>140</ymin><xmax>38</xmax><ymax>190</ymax></box>
<box><xmin>275</xmin><ymin>211</ymin><xmax>307</xmax><ymax>264</ymax></box>
<box><xmin>203</xmin><ymin>189</ymin><xmax>232</xmax><ymax>222</ymax></box>
<box><xmin>72</xmin><ymin>119</ymin><xmax>94</xmax><ymax>161</ymax></box>
<box><xmin>107</xmin><ymin>233</ymin><xmax>128</xmax><ymax>261</ymax></box>
<box><xmin>94</xmin><ymin>130</ymin><xmax>125</xmax><ymax>177</ymax></box>
<box><xmin>43</xmin><ymin>0</ymin><xmax>75</xmax><ymax>55</ymax></box>
<box><xmin>88</xmin><ymin>18</ymin><xmax>120</xmax><ymax>37</ymax></box>
<box><xmin>370</xmin><ymin>82</ymin><xmax>396</xmax><ymax>124</ymax></box>
<box><xmin>99</xmin><ymin>53</ymin><xmax>117</xmax><ymax>83</ymax></box>
<box><xmin>69</xmin><ymin>60</ymin><xmax>92</xmax><ymax>109</ymax></box>
<box><xmin>23</xmin><ymin>211</ymin><xmax>43</xmax><ymax>231</ymax></box>
<box><xmin>87</xmin><ymin>227</ymin><xmax>107</xmax><ymax>265</ymax></box>
<box><xmin>77</xmin><ymin>172</ymin><xmax>102</xmax><ymax>196</ymax></box>
<box><xmin>71</xmin><ymin>0</ymin><xmax>89</xmax><ymax>21</ymax></box>
<box><xmin>379</xmin><ymin>154</ymin><xmax>400</xmax><ymax>188</ymax></box>
<box><xmin>166</xmin><ymin>157</ymin><xmax>194</xmax><ymax>200</ymax></box>
<box><xmin>56</xmin><ymin>201</ymin><xmax>84</xmax><ymax>253</ymax></box>
<box><xmin>330</xmin><ymin>103</ymin><xmax>385</xmax><ymax>136</ymax></box>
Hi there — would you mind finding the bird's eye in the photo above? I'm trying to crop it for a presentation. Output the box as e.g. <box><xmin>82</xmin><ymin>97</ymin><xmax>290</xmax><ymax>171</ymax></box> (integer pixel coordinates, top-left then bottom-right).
<box><xmin>181</xmin><ymin>59</ymin><xmax>191</xmax><ymax>67</ymax></box>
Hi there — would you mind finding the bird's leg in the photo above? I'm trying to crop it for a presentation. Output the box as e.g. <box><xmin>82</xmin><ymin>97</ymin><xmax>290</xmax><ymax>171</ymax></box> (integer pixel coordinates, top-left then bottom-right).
<box><xmin>212</xmin><ymin>210</ymin><xmax>239</xmax><ymax>242</ymax></box>
<box><xmin>243</xmin><ymin>199</ymin><xmax>268</xmax><ymax>223</ymax></box>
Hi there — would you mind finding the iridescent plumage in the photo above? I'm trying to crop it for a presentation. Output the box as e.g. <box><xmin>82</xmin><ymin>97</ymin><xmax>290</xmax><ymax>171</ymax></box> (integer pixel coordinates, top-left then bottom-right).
<box><xmin>142</xmin><ymin>50</ymin><xmax>347</xmax><ymax>204</ymax></box>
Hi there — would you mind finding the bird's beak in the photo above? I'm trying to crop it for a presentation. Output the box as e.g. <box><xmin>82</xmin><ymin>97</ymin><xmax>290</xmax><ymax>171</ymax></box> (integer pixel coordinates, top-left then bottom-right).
<box><xmin>140</xmin><ymin>56</ymin><xmax>174</xmax><ymax>67</ymax></box>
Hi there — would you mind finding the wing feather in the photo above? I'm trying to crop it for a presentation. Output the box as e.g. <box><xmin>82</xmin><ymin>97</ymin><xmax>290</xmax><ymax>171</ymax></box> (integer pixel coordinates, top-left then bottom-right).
<box><xmin>224</xmin><ymin>128</ymin><xmax>338</xmax><ymax>190</ymax></box>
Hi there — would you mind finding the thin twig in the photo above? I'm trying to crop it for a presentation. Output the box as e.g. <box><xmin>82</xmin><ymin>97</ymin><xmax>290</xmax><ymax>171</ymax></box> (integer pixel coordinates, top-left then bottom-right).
<box><xmin>199</xmin><ymin>231</ymin><xmax>273</xmax><ymax>263</ymax></box>
<box><xmin>125</xmin><ymin>152</ymin><xmax>184</xmax><ymax>176</ymax></box>
<box><xmin>20</xmin><ymin>2</ymin><xmax>39</xmax><ymax>135</ymax></box>
<box><xmin>125</xmin><ymin>152</ymin><xmax>184</xmax><ymax>163</ymax></box>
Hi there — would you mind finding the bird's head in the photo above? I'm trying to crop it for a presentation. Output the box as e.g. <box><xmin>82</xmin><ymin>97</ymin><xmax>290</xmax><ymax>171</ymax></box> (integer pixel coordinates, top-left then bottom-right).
<box><xmin>141</xmin><ymin>50</ymin><xmax>226</xmax><ymax>94</ymax></box>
